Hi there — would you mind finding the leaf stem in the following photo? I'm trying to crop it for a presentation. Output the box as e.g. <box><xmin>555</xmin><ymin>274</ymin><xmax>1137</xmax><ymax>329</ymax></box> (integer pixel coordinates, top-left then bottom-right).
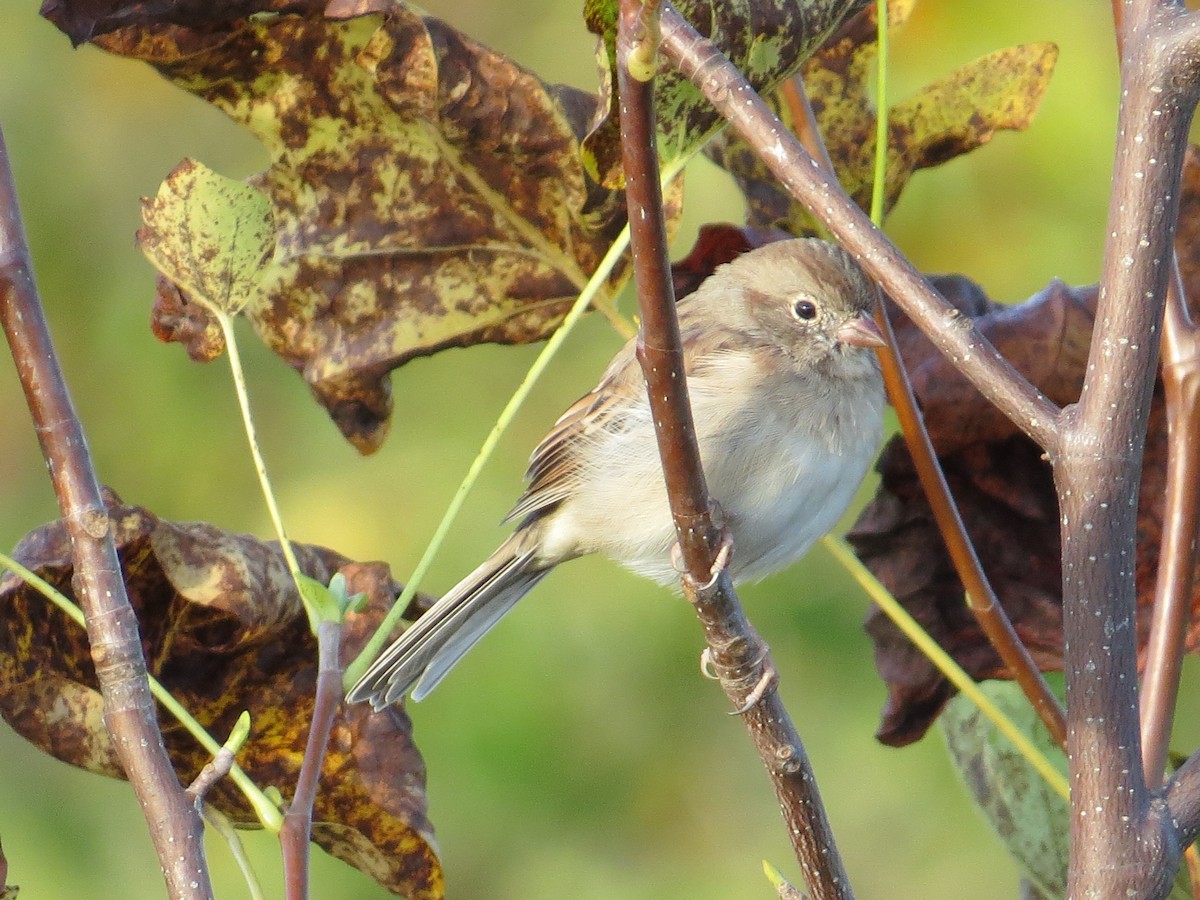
<box><xmin>215</xmin><ymin>310</ymin><xmax>303</xmax><ymax>583</ymax></box>
<box><xmin>870</xmin><ymin>0</ymin><xmax>888</xmax><ymax>226</ymax></box>
<box><xmin>823</xmin><ymin>538</ymin><xmax>1068</xmax><ymax>799</ymax></box>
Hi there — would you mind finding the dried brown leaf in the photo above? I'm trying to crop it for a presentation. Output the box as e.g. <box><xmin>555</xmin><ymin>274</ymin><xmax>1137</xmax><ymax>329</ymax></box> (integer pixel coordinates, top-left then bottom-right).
<box><xmin>0</xmin><ymin>495</ymin><xmax>441</xmax><ymax>898</ymax></box>
<box><xmin>39</xmin><ymin>0</ymin><xmax>313</xmax><ymax>46</ymax></box>
<box><xmin>853</xmin><ymin>146</ymin><xmax>1200</xmax><ymax>744</ymax></box>
<box><xmin>86</xmin><ymin>1</ymin><xmax>642</xmax><ymax>454</ymax></box>
<box><xmin>850</xmin><ymin>267</ymin><xmax>1200</xmax><ymax>745</ymax></box>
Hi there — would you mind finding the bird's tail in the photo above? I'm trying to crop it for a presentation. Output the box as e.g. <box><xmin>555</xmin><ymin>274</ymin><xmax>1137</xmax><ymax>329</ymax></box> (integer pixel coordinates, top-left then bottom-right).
<box><xmin>347</xmin><ymin>533</ymin><xmax>550</xmax><ymax>708</ymax></box>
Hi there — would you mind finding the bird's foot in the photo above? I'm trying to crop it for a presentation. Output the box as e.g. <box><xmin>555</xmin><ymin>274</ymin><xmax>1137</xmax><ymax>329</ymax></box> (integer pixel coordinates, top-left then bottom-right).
<box><xmin>673</xmin><ymin>525</ymin><xmax>734</xmax><ymax>591</ymax></box>
<box><xmin>729</xmin><ymin>660</ymin><xmax>778</xmax><ymax>715</ymax></box>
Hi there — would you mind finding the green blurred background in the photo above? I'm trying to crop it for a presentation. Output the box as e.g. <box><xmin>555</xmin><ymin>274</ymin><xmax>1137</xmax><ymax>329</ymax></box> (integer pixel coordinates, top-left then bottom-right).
<box><xmin>0</xmin><ymin>2</ymin><xmax>1187</xmax><ymax>898</ymax></box>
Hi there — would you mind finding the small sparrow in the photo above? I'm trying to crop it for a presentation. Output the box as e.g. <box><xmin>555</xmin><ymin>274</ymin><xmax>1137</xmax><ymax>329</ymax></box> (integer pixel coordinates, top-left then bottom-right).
<box><xmin>348</xmin><ymin>238</ymin><xmax>886</xmax><ymax>708</ymax></box>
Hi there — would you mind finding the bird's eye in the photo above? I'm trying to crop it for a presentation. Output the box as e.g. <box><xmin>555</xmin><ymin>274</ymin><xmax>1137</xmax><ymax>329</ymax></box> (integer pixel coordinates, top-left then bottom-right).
<box><xmin>792</xmin><ymin>298</ymin><xmax>818</xmax><ymax>321</ymax></box>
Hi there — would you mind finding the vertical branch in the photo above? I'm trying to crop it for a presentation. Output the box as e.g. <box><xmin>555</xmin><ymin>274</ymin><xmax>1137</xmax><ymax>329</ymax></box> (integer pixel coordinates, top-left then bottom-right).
<box><xmin>616</xmin><ymin>3</ymin><xmax>854</xmax><ymax>896</ymax></box>
<box><xmin>1140</xmin><ymin>260</ymin><xmax>1200</xmax><ymax>786</ymax></box>
<box><xmin>0</xmin><ymin>128</ymin><xmax>213</xmax><ymax>897</ymax></box>
<box><xmin>1059</xmin><ymin>3</ymin><xmax>1200</xmax><ymax>894</ymax></box>
<box><xmin>618</xmin><ymin>0</ymin><xmax>719</xmax><ymax>578</ymax></box>
<box><xmin>1113</xmin><ymin>0</ymin><xmax>1200</xmax><ymax>797</ymax></box>
<box><xmin>281</xmin><ymin>620</ymin><xmax>342</xmax><ymax>900</ymax></box>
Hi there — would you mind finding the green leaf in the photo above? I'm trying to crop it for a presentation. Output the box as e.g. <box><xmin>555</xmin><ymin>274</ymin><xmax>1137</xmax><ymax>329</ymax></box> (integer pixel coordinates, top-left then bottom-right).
<box><xmin>137</xmin><ymin>158</ymin><xmax>274</xmax><ymax>316</ymax></box>
<box><xmin>941</xmin><ymin>681</ymin><xmax>1193</xmax><ymax>899</ymax></box>
<box><xmin>940</xmin><ymin>681</ymin><xmax>1068</xmax><ymax>898</ymax></box>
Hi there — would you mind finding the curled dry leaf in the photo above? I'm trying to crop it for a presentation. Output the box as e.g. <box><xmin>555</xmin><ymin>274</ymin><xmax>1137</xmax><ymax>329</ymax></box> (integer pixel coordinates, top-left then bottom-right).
<box><xmin>38</xmin><ymin>0</ymin><xmax>304</xmax><ymax>46</ymax></box>
<box><xmin>850</xmin><ymin>271</ymin><xmax>1200</xmax><ymax>746</ymax></box>
<box><xmin>79</xmin><ymin>0</ymin><xmax>648</xmax><ymax>454</ymax></box>
<box><xmin>583</xmin><ymin>0</ymin><xmax>866</xmax><ymax>187</ymax></box>
<box><xmin>706</xmin><ymin>1</ymin><xmax>1058</xmax><ymax>233</ymax></box>
<box><xmin>0</xmin><ymin>494</ymin><xmax>442</xmax><ymax>898</ymax></box>
<box><xmin>851</xmin><ymin>145</ymin><xmax>1200</xmax><ymax>745</ymax></box>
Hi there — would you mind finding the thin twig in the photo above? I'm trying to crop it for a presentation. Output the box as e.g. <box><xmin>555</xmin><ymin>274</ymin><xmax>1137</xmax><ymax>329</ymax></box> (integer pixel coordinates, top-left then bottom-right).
<box><xmin>874</xmin><ymin>305</ymin><xmax>1067</xmax><ymax>747</ymax></box>
<box><xmin>0</xmin><ymin>126</ymin><xmax>212</xmax><ymax>897</ymax></box>
<box><xmin>1140</xmin><ymin>257</ymin><xmax>1200</xmax><ymax>786</ymax></box>
<box><xmin>787</xmin><ymin>68</ymin><xmax>1066</xmax><ymax>748</ymax></box>
<box><xmin>281</xmin><ymin>619</ymin><xmax>342</xmax><ymax>900</ymax></box>
<box><xmin>187</xmin><ymin>748</ymin><xmax>237</xmax><ymax>805</ymax></box>
<box><xmin>617</xmin><ymin>3</ymin><xmax>853</xmax><ymax>897</ymax></box>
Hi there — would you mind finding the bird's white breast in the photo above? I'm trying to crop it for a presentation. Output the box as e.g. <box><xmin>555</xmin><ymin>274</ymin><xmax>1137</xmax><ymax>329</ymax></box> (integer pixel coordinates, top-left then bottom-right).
<box><xmin>538</xmin><ymin>349</ymin><xmax>884</xmax><ymax>586</ymax></box>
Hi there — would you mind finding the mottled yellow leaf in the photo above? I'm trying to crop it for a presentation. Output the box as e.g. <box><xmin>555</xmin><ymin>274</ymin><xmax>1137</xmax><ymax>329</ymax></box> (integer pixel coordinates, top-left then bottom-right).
<box><xmin>708</xmin><ymin>4</ymin><xmax>1058</xmax><ymax>235</ymax></box>
<box><xmin>583</xmin><ymin>0</ymin><xmax>862</xmax><ymax>187</ymax></box>
<box><xmin>137</xmin><ymin>158</ymin><xmax>274</xmax><ymax>316</ymax></box>
<box><xmin>97</xmin><ymin>2</ymin><xmax>640</xmax><ymax>453</ymax></box>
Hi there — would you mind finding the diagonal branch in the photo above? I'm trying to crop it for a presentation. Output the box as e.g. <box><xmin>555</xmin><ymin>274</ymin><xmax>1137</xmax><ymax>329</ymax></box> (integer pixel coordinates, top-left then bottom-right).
<box><xmin>657</xmin><ymin>3</ymin><xmax>1062</xmax><ymax>456</ymax></box>
<box><xmin>0</xmin><ymin>126</ymin><xmax>212</xmax><ymax>898</ymax></box>
<box><xmin>785</xmin><ymin>69</ymin><xmax>1066</xmax><ymax>750</ymax></box>
<box><xmin>617</xmin><ymin>2</ymin><xmax>853</xmax><ymax>896</ymax></box>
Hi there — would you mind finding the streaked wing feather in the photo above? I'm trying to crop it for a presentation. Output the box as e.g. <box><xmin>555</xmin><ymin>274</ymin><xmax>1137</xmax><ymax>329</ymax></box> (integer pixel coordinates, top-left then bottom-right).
<box><xmin>506</xmin><ymin>348</ymin><xmax>641</xmax><ymax>523</ymax></box>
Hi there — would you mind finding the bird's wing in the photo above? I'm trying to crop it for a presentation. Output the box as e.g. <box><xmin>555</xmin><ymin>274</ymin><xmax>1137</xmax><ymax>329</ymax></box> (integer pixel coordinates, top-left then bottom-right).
<box><xmin>505</xmin><ymin>343</ymin><xmax>642</xmax><ymax>524</ymax></box>
<box><xmin>504</xmin><ymin>299</ymin><xmax>746</xmax><ymax>525</ymax></box>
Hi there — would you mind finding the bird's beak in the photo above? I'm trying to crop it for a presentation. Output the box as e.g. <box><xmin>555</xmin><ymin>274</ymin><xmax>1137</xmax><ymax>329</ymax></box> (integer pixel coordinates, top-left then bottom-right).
<box><xmin>836</xmin><ymin>311</ymin><xmax>887</xmax><ymax>349</ymax></box>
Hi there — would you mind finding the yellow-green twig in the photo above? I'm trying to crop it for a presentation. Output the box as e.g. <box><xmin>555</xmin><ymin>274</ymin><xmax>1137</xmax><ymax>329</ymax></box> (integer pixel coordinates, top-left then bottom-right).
<box><xmin>822</xmin><ymin>537</ymin><xmax>1069</xmax><ymax>800</ymax></box>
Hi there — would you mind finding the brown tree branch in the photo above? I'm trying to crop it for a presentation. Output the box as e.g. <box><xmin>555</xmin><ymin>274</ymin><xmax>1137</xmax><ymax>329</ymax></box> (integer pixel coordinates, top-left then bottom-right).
<box><xmin>0</xmin><ymin>126</ymin><xmax>213</xmax><ymax>897</ymax></box>
<box><xmin>281</xmin><ymin>619</ymin><xmax>342</xmax><ymax>900</ymax></box>
<box><xmin>657</xmin><ymin>3</ymin><xmax>1063</xmax><ymax>457</ymax></box>
<box><xmin>1057</xmin><ymin>1</ymin><xmax>1200</xmax><ymax>894</ymax></box>
<box><xmin>660</xmin><ymin>1</ymin><xmax>1200</xmax><ymax>893</ymax></box>
<box><xmin>617</xmin><ymin>3</ymin><xmax>853</xmax><ymax>896</ymax></box>
<box><xmin>1113</xmin><ymin>0</ymin><xmax>1200</xmax><ymax>798</ymax></box>
<box><xmin>785</xmin><ymin>70</ymin><xmax>1066</xmax><ymax>749</ymax></box>
<box><xmin>1140</xmin><ymin>257</ymin><xmax>1200</xmax><ymax>787</ymax></box>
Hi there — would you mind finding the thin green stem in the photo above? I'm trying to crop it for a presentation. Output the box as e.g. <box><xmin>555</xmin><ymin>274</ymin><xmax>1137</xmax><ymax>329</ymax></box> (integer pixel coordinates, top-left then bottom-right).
<box><xmin>822</xmin><ymin>537</ymin><xmax>1069</xmax><ymax>800</ymax></box>
<box><xmin>870</xmin><ymin>0</ymin><xmax>889</xmax><ymax>226</ymax></box>
<box><xmin>0</xmin><ymin>552</ymin><xmax>283</xmax><ymax>831</ymax></box>
<box><xmin>343</xmin><ymin>213</ymin><xmax>646</xmax><ymax>687</ymax></box>
<box><xmin>215</xmin><ymin>310</ymin><xmax>303</xmax><ymax>583</ymax></box>
<box><xmin>203</xmin><ymin>805</ymin><xmax>267</xmax><ymax>900</ymax></box>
